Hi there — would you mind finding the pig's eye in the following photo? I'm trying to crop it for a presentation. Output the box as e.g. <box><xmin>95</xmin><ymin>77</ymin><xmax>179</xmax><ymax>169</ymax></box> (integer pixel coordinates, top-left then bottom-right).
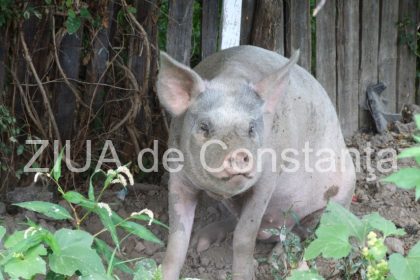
<box><xmin>249</xmin><ymin>122</ymin><xmax>255</xmax><ymax>136</ymax></box>
<box><xmin>199</xmin><ymin>122</ymin><xmax>210</xmax><ymax>137</ymax></box>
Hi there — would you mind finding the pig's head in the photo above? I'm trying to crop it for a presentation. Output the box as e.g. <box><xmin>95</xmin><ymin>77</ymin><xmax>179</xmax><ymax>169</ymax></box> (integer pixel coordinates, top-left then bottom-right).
<box><xmin>157</xmin><ymin>51</ymin><xmax>299</xmax><ymax>198</ymax></box>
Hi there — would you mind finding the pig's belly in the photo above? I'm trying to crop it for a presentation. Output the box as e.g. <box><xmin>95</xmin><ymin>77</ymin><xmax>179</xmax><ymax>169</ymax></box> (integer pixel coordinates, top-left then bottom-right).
<box><xmin>259</xmin><ymin>152</ymin><xmax>356</xmax><ymax>234</ymax></box>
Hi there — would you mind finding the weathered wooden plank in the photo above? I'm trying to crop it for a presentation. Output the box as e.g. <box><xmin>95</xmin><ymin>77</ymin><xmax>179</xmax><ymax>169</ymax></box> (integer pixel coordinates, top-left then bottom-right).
<box><xmin>240</xmin><ymin>0</ymin><xmax>256</xmax><ymax>45</ymax></box>
<box><xmin>220</xmin><ymin>0</ymin><xmax>242</xmax><ymax>49</ymax></box>
<box><xmin>315</xmin><ymin>0</ymin><xmax>336</xmax><ymax>108</ymax></box>
<box><xmin>166</xmin><ymin>0</ymin><xmax>194</xmax><ymax>65</ymax></box>
<box><xmin>336</xmin><ymin>0</ymin><xmax>359</xmax><ymax>136</ymax></box>
<box><xmin>378</xmin><ymin>0</ymin><xmax>399</xmax><ymax>113</ymax></box>
<box><xmin>251</xmin><ymin>0</ymin><xmax>284</xmax><ymax>55</ymax></box>
<box><xmin>358</xmin><ymin>0</ymin><xmax>380</xmax><ymax>130</ymax></box>
<box><xmin>288</xmin><ymin>0</ymin><xmax>311</xmax><ymax>71</ymax></box>
<box><xmin>0</xmin><ymin>31</ymin><xmax>6</xmax><ymax>94</ymax></box>
<box><xmin>202</xmin><ymin>0</ymin><xmax>220</xmax><ymax>58</ymax></box>
<box><xmin>397</xmin><ymin>0</ymin><xmax>418</xmax><ymax>109</ymax></box>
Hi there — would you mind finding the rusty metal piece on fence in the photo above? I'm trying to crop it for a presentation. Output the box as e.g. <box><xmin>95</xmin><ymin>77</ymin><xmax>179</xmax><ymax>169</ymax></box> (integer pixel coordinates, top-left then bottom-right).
<box><xmin>363</xmin><ymin>82</ymin><xmax>401</xmax><ymax>134</ymax></box>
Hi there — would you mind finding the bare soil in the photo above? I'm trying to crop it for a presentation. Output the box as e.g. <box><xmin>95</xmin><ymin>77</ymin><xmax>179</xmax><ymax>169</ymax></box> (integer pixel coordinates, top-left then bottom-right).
<box><xmin>3</xmin><ymin>120</ymin><xmax>420</xmax><ymax>280</ymax></box>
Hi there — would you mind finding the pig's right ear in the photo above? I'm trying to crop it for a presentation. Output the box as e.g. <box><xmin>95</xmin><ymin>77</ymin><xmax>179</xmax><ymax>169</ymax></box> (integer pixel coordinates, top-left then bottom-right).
<box><xmin>157</xmin><ymin>52</ymin><xmax>205</xmax><ymax>116</ymax></box>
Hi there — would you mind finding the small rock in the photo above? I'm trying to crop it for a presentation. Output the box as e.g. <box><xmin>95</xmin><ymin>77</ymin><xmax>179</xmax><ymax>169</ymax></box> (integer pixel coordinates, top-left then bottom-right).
<box><xmin>153</xmin><ymin>251</ymin><xmax>165</xmax><ymax>264</ymax></box>
<box><xmin>200</xmin><ymin>256</ymin><xmax>210</xmax><ymax>267</ymax></box>
<box><xmin>144</xmin><ymin>241</ymin><xmax>163</xmax><ymax>255</ymax></box>
<box><xmin>6</xmin><ymin>185</ymin><xmax>53</xmax><ymax>203</ymax></box>
<box><xmin>198</xmin><ymin>267</ymin><xmax>206</xmax><ymax>274</ymax></box>
<box><xmin>385</xmin><ymin>237</ymin><xmax>405</xmax><ymax>254</ymax></box>
<box><xmin>134</xmin><ymin>241</ymin><xmax>146</xmax><ymax>253</ymax></box>
<box><xmin>296</xmin><ymin>261</ymin><xmax>309</xmax><ymax>271</ymax></box>
<box><xmin>216</xmin><ymin>271</ymin><xmax>228</xmax><ymax>280</ymax></box>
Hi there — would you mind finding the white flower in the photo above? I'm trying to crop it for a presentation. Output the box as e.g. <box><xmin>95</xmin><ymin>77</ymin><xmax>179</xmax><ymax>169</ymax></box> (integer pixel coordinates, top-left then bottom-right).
<box><xmin>117</xmin><ymin>166</ymin><xmax>134</xmax><ymax>186</ymax></box>
<box><xmin>97</xmin><ymin>202</ymin><xmax>112</xmax><ymax>217</ymax></box>
<box><xmin>34</xmin><ymin>172</ymin><xmax>50</xmax><ymax>183</ymax></box>
<box><xmin>111</xmin><ymin>174</ymin><xmax>128</xmax><ymax>187</ymax></box>
<box><xmin>24</xmin><ymin>227</ymin><xmax>36</xmax><ymax>239</ymax></box>
<box><xmin>130</xmin><ymin>208</ymin><xmax>154</xmax><ymax>225</ymax></box>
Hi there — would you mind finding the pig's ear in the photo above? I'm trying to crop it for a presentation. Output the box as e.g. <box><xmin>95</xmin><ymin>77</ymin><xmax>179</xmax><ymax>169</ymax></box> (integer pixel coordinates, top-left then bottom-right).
<box><xmin>254</xmin><ymin>50</ymin><xmax>300</xmax><ymax>113</ymax></box>
<box><xmin>157</xmin><ymin>52</ymin><xmax>205</xmax><ymax>116</ymax></box>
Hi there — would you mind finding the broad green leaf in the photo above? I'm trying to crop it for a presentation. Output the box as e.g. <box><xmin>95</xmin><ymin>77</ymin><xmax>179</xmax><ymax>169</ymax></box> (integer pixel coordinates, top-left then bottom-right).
<box><xmin>389</xmin><ymin>241</ymin><xmax>420</xmax><ymax>280</ymax></box>
<box><xmin>398</xmin><ymin>146</ymin><xmax>420</xmax><ymax>159</ymax></box>
<box><xmin>287</xmin><ymin>270</ymin><xmax>325</xmax><ymax>280</ymax></box>
<box><xmin>65</xmin><ymin>9</ymin><xmax>81</xmax><ymax>35</ymax></box>
<box><xmin>51</xmin><ymin>149</ymin><xmax>64</xmax><ymax>181</ymax></box>
<box><xmin>383</xmin><ymin>168</ymin><xmax>420</xmax><ymax>190</ymax></box>
<box><xmin>93</xmin><ymin>239</ymin><xmax>133</xmax><ymax>274</ymax></box>
<box><xmin>79</xmin><ymin>273</ymin><xmax>114</xmax><ymax>280</ymax></box>
<box><xmin>133</xmin><ymin>259</ymin><xmax>159</xmax><ymax>280</ymax></box>
<box><xmin>320</xmin><ymin>202</ymin><xmax>366</xmax><ymax>242</ymax></box>
<box><xmin>94</xmin><ymin>207</ymin><xmax>119</xmax><ymax>250</ymax></box>
<box><xmin>415</xmin><ymin>115</ymin><xmax>420</xmax><ymax>129</ymax></box>
<box><xmin>49</xmin><ymin>229</ymin><xmax>105</xmax><ymax>276</ymax></box>
<box><xmin>304</xmin><ymin>225</ymin><xmax>351</xmax><ymax>260</ymax></box>
<box><xmin>14</xmin><ymin>201</ymin><xmax>73</xmax><ymax>220</ymax></box>
<box><xmin>4</xmin><ymin>244</ymin><xmax>47</xmax><ymax>279</ymax></box>
<box><xmin>363</xmin><ymin>213</ymin><xmax>406</xmax><ymax>238</ymax></box>
<box><xmin>63</xmin><ymin>191</ymin><xmax>95</xmax><ymax>209</ymax></box>
<box><xmin>112</xmin><ymin>213</ymin><xmax>162</xmax><ymax>245</ymax></box>
<box><xmin>130</xmin><ymin>214</ymin><xmax>169</xmax><ymax>230</ymax></box>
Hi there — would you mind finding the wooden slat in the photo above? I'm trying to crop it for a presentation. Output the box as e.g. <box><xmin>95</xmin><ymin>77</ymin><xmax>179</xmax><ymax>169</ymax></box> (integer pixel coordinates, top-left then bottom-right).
<box><xmin>240</xmin><ymin>0</ymin><xmax>256</xmax><ymax>45</ymax></box>
<box><xmin>378</xmin><ymin>0</ymin><xmax>399</xmax><ymax>113</ymax></box>
<box><xmin>358</xmin><ymin>0</ymin><xmax>380</xmax><ymax>130</ymax></box>
<box><xmin>202</xmin><ymin>0</ymin><xmax>219</xmax><ymax>59</ymax></box>
<box><xmin>166</xmin><ymin>0</ymin><xmax>194</xmax><ymax>65</ymax></box>
<box><xmin>397</xmin><ymin>0</ymin><xmax>418</xmax><ymax>109</ymax></box>
<box><xmin>289</xmin><ymin>0</ymin><xmax>311</xmax><ymax>71</ymax></box>
<box><xmin>251</xmin><ymin>0</ymin><xmax>284</xmax><ymax>55</ymax></box>
<box><xmin>220</xmin><ymin>0</ymin><xmax>242</xmax><ymax>49</ymax></box>
<box><xmin>315</xmin><ymin>0</ymin><xmax>336</xmax><ymax>108</ymax></box>
<box><xmin>336</xmin><ymin>0</ymin><xmax>359</xmax><ymax>136</ymax></box>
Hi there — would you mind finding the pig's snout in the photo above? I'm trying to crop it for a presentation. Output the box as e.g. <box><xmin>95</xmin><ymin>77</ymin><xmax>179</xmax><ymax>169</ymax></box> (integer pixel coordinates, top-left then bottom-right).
<box><xmin>222</xmin><ymin>149</ymin><xmax>254</xmax><ymax>178</ymax></box>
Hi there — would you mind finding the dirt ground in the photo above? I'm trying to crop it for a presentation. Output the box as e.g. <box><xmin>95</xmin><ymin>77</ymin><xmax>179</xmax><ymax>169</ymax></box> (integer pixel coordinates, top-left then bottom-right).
<box><xmin>3</xmin><ymin>116</ymin><xmax>420</xmax><ymax>280</ymax></box>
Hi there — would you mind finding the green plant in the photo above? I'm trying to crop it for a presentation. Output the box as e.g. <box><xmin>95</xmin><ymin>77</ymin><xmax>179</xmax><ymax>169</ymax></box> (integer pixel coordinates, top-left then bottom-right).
<box><xmin>383</xmin><ymin>115</ymin><xmax>420</xmax><ymax>200</ymax></box>
<box><xmin>0</xmin><ymin>105</ymin><xmax>25</xmax><ymax>179</ymax></box>
<box><xmin>0</xmin><ymin>152</ymin><xmax>167</xmax><ymax>279</ymax></box>
<box><xmin>288</xmin><ymin>201</ymin><xmax>420</xmax><ymax>280</ymax></box>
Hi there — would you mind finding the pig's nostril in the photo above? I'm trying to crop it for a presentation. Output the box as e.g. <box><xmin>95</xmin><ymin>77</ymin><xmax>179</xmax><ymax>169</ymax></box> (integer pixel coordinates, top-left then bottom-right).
<box><xmin>243</xmin><ymin>155</ymin><xmax>249</xmax><ymax>163</ymax></box>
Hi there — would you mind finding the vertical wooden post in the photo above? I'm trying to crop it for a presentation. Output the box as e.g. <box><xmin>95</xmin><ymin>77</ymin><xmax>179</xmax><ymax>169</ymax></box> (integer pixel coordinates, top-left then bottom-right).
<box><xmin>289</xmin><ymin>0</ymin><xmax>311</xmax><ymax>71</ymax></box>
<box><xmin>220</xmin><ymin>0</ymin><xmax>242</xmax><ymax>49</ymax></box>
<box><xmin>240</xmin><ymin>0</ymin><xmax>256</xmax><ymax>45</ymax></box>
<box><xmin>336</xmin><ymin>0</ymin><xmax>359</xmax><ymax>136</ymax></box>
<box><xmin>251</xmin><ymin>0</ymin><xmax>284</xmax><ymax>55</ymax></box>
<box><xmin>378</xmin><ymin>0</ymin><xmax>399</xmax><ymax>113</ymax></box>
<box><xmin>202</xmin><ymin>0</ymin><xmax>220</xmax><ymax>59</ymax></box>
<box><xmin>166</xmin><ymin>0</ymin><xmax>194</xmax><ymax>65</ymax></box>
<box><xmin>359</xmin><ymin>0</ymin><xmax>380</xmax><ymax>130</ymax></box>
<box><xmin>315</xmin><ymin>0</ymin><xmax>336</xmax><ymax>108</ymax></box>
<box><xmin>397</xmin><ymin>0</ymin><xmax>418</xmax><ymax>110</ymax></box>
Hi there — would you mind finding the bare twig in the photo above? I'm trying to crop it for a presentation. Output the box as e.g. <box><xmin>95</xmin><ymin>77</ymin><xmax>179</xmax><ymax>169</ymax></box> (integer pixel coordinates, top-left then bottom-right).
<box><xmin>20</xmin><ymin>29</ymin><xmax>62</xmax><ymax>144</ymax></box>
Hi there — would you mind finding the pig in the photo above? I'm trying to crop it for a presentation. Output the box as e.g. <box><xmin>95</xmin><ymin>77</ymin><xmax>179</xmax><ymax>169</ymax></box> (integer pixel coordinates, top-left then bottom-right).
<box><xmin>157</xmin><ymin>45</ymin><xmax>356</xmax><ymax>280</ymax></box>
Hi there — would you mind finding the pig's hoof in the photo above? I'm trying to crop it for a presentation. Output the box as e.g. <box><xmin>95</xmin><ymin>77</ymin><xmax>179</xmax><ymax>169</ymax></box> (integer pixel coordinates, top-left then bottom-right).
<box><xmin>192</xmin><ymin>218</ymin><xmax>236</xmax><ymax>253</ymax></box>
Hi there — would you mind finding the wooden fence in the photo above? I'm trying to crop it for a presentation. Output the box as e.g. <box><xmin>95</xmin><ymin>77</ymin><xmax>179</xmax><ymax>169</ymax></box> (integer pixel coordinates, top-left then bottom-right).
<box><xmin>165</xmin><ymin>0</ymin><xmax>419</xmax><ymax>136</ymax></box>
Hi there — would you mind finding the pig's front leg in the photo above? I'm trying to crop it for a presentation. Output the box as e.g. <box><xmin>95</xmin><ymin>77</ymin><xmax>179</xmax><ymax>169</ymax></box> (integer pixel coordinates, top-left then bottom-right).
<box><xmin>162</xmin><ymin>175</ymin><xmax>198</xmax><ymax>280</ymax></box>
<box><xmin>232</xmin><ymin>176</ymin><xmax>277</xmax><ymax>280</ymax></box>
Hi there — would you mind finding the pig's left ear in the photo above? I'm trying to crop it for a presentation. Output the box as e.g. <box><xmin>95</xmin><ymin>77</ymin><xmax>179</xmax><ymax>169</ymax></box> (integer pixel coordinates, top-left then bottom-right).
<box><xmin>254</xmin><ymin>50</ymin><xmax>300</xmax><ymax>113</ymax></box>
<box><xmin>157</xmin><ymin>52</ymin><xmax>205</xmax><ymax>116</ymax></box>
